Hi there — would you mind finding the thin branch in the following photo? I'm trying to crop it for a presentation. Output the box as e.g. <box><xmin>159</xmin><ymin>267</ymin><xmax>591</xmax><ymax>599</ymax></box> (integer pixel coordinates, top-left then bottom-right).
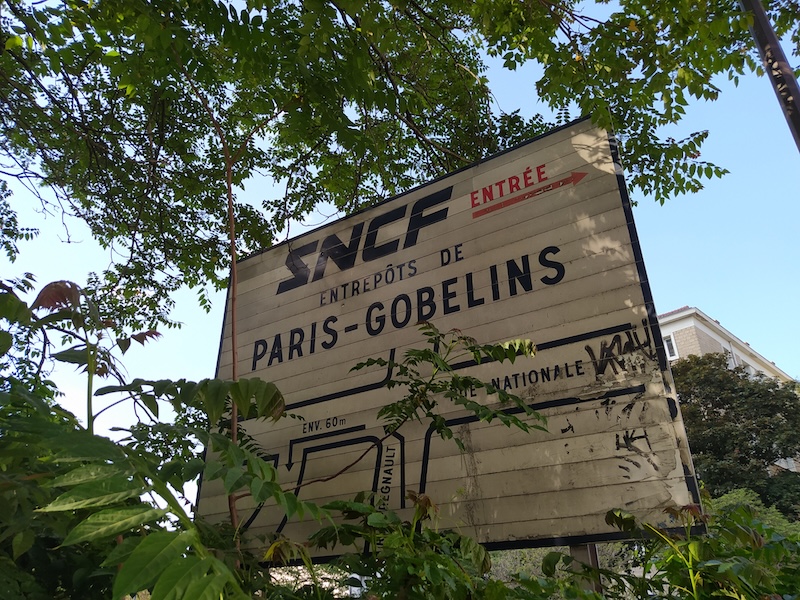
<box><xmin>172</xmin><ymin>39</ymin><xmax>245</xmax><ymax>555</ymax></box>
<box><xmin>330</xmin><ymin>0</ymin><xmax>469</xmax><ymax>167</ymax></box>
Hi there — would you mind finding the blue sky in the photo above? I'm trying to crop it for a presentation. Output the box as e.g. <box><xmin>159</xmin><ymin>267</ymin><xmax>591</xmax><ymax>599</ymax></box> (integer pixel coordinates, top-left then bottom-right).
<box><xmin>4</xmin><ymin>50</ymin><xmax>799</xmax><ymax>429</ymax></box>
<box><xmin>631</xmin><ymin>70</ymin><xmax>800</xmax><ymax>380</ymax></box>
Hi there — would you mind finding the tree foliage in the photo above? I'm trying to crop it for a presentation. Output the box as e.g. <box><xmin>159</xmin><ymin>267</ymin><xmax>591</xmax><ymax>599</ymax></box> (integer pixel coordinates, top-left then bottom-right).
<box><xmin>0</xmin><ymin>0</ymin><xmax>543</xmax><ymax>331</ymax></box>
<box><xmin>0</xmin><ymin>279</ymin><xmax>305</xmax><ymax>598</ymax></box>
<box><xmin>672</xmin><ymin>352</ymin><xmax>800</xmax><ymax>518</ymax></box>
<box><xmin>711</xmin><ymin>488</ymin><xmax>800</xmax><ymax>537</ymax></box>
<box><xmin>4</xmin><ymin>0</ymin><xmax>800</xmax><ymax>596</ymax></box>
<box><xmin>476</xmin><ymin>0</ymin><xmax>800</xmax><ymax>202</ymax></box>
<box><xmin>3</xmin><ymin>0</ymin><xmax>799</xmax><ymax>329</ymax></box>
<box><xmin>594</xmin><ymin>504</ymin><xmax>800</xmax><ymax>599</ymax></box>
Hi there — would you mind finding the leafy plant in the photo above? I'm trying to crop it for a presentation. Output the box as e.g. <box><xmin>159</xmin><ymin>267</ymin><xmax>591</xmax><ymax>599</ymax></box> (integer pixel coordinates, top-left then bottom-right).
<box><xmin>711</xmin><ymin>488</ymin><xmax>800</xmax><ymax>539</ymax></box>
<box><xmin>353</xmin><ymin>323</ymin><xmax>545</xmax><ymax>450</ymax></box>
<box><xmin>590</xmin><ymin>503</ymin><xmax>800</xmax><ymax>599</ymax></box>
<box><xmin>312</xmin><ymin>491</ymin><xmax>495</xmax><ymax>599</ymax></box>
<box><xmin>2</xmin><ymin>280</ymin><xmax>547</xmax><ymax>598</ymax></box>
<box><xmin>0</xmin><ymin>0</ymin><xmax>505</xmax><ymax>331</ymax></box>
<box><xmin>0</xmin><ymin>279</ymin><xmax>320</xmax><ymax>598</ymax></box>
<box><xmin>7</xmin><ymin>275</ymin><xmax>800</xmax><ymax>599</ymax></box>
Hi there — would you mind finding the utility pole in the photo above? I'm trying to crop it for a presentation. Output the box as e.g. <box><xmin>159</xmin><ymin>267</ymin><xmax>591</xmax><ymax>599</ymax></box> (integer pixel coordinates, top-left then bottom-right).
<box><xmin>738</xmin><ymin>0</ymin><xmax>800</xmax><ymax>152</ymax></box>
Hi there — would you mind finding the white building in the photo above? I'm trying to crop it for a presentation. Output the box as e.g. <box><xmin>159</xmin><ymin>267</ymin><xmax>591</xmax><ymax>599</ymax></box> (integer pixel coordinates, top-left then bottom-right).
<box><xmin>658</xmin><ymin>306</ymin><xmax>794</xmax><ymax>383</ymax></box>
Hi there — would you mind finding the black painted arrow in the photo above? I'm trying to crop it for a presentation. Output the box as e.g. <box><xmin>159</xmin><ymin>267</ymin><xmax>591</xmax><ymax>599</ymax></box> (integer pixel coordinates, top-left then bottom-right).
<box><xmin>286</xmin><ymin>424</ymin><xmax>366</xmax><ymax>471</ymax></box>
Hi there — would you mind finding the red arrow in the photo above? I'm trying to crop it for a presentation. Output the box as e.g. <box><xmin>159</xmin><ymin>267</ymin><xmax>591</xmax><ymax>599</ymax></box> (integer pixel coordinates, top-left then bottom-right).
<box><xmin>472</xmin><ymin>171</ymin><xmax>588</xmax><ymax>219</ymax></box>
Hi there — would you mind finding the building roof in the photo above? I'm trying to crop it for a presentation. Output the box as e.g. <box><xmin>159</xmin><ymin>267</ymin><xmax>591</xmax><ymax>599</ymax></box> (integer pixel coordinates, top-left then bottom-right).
<box><xmin>657</xmin><ymin>305</ymin><xmax>692</xmax><ymax>320</ymax></box>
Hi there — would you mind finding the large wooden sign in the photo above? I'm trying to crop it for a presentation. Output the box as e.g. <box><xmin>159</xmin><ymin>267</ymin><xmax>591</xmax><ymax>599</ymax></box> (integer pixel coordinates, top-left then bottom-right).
<box><xmin>199</xmin><ymin>119</ymin><xmax>699</xmax><ymax>554</ymax></box>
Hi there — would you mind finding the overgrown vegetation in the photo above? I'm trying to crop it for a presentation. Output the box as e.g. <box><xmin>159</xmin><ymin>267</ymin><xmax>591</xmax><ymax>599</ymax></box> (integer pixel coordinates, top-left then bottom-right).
<box><xmin>1</xmin><ymin>279</ymin><xmax>539</xmax><ymax>598</ymax></box>
<box><xmin>4</xmin><ymin>277</ymin><xmax>800</xmax><ymax>599</ymax></box>
<box><xmin>3</xmin><ymin>0</ymin><xmax>800</xmax><ymax>597</ymax></box>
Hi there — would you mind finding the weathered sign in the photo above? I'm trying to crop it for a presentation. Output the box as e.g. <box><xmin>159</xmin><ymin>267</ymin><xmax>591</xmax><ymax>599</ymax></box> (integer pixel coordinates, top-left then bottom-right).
<box><xmin>198</xmin><ymin>118</ymin><xmax>699</xmax><ymax>555</ymax></box>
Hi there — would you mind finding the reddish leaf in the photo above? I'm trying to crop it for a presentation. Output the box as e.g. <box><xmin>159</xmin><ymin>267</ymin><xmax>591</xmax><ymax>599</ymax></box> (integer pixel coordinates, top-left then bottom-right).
<box><xmin>31</xmin><ymin>281</ymin><xmax>81</xmax><ymax>311</ymax></box>
<box><xmin>131</xmin><ymin>330</ymin><xmax>162</xmax><ymax>345</ymax></box>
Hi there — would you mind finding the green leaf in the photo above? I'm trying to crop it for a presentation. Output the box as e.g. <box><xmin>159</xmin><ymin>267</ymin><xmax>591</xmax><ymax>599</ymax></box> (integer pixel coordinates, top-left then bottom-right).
<box><xmin>688</xmin><ymin>539</ymin><xmax>702</xmax><ymax>561</ymax></box>
<box><xmin>4</xmin><ymin>35</ymin><xmax>23</xmax><ymax>49</ymax></box>
<box><xmin>203</xmin><ymin>460</ymin><xmax>225</xmax><ymax>482</ymax></box>
<box><xmin>12</xmin><ymin>529</ymin><xmax>34</xmax><ymax>560</ymax></box>
<box><xmin>202</xmin><ymin>379</ymin><xmax>231</xmax><ymax>425</ymax></box>
<box><xmin>95</xmin><ymin>379</ymin><xmax>145</xmax><ymax>396</ymax></box>
<box><xmin>100</xmin><ymin>535</ymin><xmax>143</xmax><ymax>567</ymax></box>
<box><xmin>278</xmin><ymin>490</ymin><xmax>300</xmax><ymax>519</ymax></box>
<box><xmin>62</xmin><ymin>506</ymin><xmax>167</xmax><ymax>546</ymax></box>
<box><xmin>47</xmin><ymin>464</ymin><xmax>129</xmax><ymax>488</ymax></box>
<box><xmin>51</xmin><ymin>346</ymin><xmax>89</xmax><ymax>366</ymax></box>
<box><xmin>152</xmin><ymin>379</ymin><xmax>175</xmax><ymax>396</ymax></box>
<box><xmin>305</xmin><ymin>501</ymin><xmax>323</xmax><ymax>521</ymax></box>
<box><xmin>229</xmin><ymin>379</ymin><xmax>252</xmax><ymax>420</ymax></box>
<box><xmin>150</xmin><ymin>556</ymin><xmax>214</xmax><ymax>600</ymax></box>
<box><xmin>40</xmin><ymin>475</ymin><xmax>145</xmax><ymax>511</ymax></box>
<box><xmin>541</xmin><ymin>551</ymin><xmax>562</xmax><ymax>577</ymax></box>
<box><xmin>114</xmin><ymin>530</ymin><xmax>196</xmax><ymax>600</ymax></box>
<box><xmin>140</xmin><ymin>393</ymin><xmax>159</xmax><ymax>417</ymax></box>
<box><xmin>181</xmin><ymin>573</ymin><xmax>228</xmax><ymax>600</ymax></box>
<box><xmin>366</xmin><ymin>512</ymin><xmax>391</xmax><ymax>528</ymax></box>
<box><xmin>223</xmin><ymin>466</ymin><xmax>247</xmax><ymax>493</ymax></box>
<box><xmin>0</xmin><ymin>291</ymin><xmax>31</xmax><ymax>324</ymax></box>
<box><xmin>0</xmin><ymin>331</ymin><xmax>12</xmax><ymax>357</ymax></box>
<box><xmin>50</xmin><ymin>430</ymin><xmax>126</xmax><ymax>462</ymax></box>
<box><xmin>255</xmin><ymin>381</ymin><xmax>285</xmax><ymax>421</ymax></box>
<box><xmin>177</xmin><ymin>380</ymin><xmax>202</xmax><ymax>408</ymax></box>
<box><xmin>223</xmin><ymin>437</ymin><xmax>245</xmax><ymax>465</ymax></box>
<box><xmin>249</xmin><ymin>477</ymin><xmax>278</xmax><ymax>503</ymax></box>
<box><xmin>181</xmin><ymin>457</ymin><xmax>206</xmax><ymax>482</ymax></box>
<box><xmin>117</xmin><ymin>336</ymin><xmax>131</xmax><ymax>354</ymax></box>
<box><xmin>605</xmin><ymin>509</ymin><xmax>638</xmax><ymax>532</ymax></box>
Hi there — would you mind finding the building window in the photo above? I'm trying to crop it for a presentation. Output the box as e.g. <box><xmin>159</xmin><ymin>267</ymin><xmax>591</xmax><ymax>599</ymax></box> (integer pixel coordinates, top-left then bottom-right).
<box><xmin>664</xmin><ymin>334</ymin><xmax>678</xmax><ymax>360</ymax></box>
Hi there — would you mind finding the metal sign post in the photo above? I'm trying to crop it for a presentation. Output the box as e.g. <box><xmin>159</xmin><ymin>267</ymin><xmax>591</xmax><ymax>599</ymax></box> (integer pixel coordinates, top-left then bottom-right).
<box><xmin>569</xmin><ymin>543</ymin><xmax>602</xmax><ymax>593</ymax></box>
<box><xmin>739</xmin><ymin>0</ymin><xmax>800</xmax><ymax>152</ymax></box>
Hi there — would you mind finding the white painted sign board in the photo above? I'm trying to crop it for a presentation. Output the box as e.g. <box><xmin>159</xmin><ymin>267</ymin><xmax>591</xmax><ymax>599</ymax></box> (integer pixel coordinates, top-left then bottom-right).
<box><xmin>199</xmin><ymin>119</ymin><xmax>699</xmax><ymax>555</ymax></box>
